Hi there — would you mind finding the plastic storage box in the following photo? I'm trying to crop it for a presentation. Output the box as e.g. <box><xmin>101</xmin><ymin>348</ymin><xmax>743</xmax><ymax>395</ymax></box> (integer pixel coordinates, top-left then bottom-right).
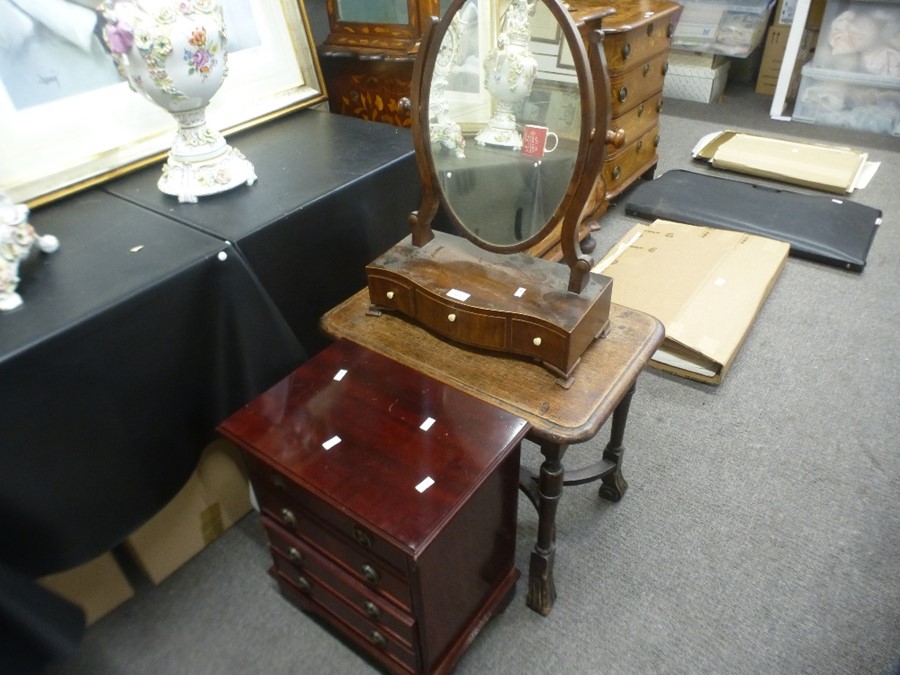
<box><xmin>672</xmin><ymin>0</ymin><xmax>777</xmax><ymax>57</ymax></box>
<box><xmin>792</xmin><ymin>0</ymin><xmax>900</xmax><ymax>134</ymax></box>
<box><xmin>793</xmin><ymin>64</ymin><xmax>900</xmax><ymax>134</ymax></box>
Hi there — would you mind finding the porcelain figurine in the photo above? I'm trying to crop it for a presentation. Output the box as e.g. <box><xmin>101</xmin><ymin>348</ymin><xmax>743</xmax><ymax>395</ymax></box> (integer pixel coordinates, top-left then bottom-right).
<box><xmin>0</xmin><ymin>192</ymin><xmax>59</xmax><ymax>312</ymax></box>
<box><xmin>98</xmin><ymin>0</ymin><xmax>256</xmax><ymax>203</ymax></box>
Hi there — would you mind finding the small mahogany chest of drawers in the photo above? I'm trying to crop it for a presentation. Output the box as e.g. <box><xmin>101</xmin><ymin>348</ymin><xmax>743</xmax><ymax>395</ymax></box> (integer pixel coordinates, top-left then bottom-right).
<box><xmin>217</xmin><ymin>339</ymin><xmax>529</xmax><ymax>674</ymax></box>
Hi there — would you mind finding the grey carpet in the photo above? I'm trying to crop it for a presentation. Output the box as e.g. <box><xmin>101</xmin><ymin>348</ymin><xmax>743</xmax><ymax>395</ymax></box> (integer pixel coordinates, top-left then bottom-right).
<box><xmin>46</xmin><ymin>84</ymin><xmax>900</xmax><ymax>675</ymax></box>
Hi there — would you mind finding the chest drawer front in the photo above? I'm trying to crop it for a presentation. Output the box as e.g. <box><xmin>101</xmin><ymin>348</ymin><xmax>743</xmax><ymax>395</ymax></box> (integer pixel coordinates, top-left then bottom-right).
<box><xmin>509</xmin><ymin>319</ymin><xmax>567</xmax><ymax>361</ymax></box>
<box><xmin>367</xmin><ymin>272</ymin><xmax>416</xmax><ymax>314</ymax></box>
<box><xmin>244</xmin><ymin>456</ymin><xmax>411</xmax><ymax>587</ymax></box>
<box><xmin>415</xmin><ymin>290</ymin><xmax>508</xmax><ymax>350</ymax></box>
<box><xmin>604</xmin><ymin>19</ymin><xmax>678</xmax><ymax>73</ymax></box>
<box><xmin>265</xmin><ymin>521</ymin><xmax>416</xmax><ymax>646</ymax></box>
<box><xmin>603</xmin><ymin>127</ymin><xmax>660</xmax><ymax>196</ymax></box>
<box><xmin>273</xmin><ymin>568</ymin><xmax>417</xmax><ymax>674</ymax></box>
<box><xmin>609</xmin><ymin>52</ymin><xmax>669</xmax><ymax>117</ymax></box>
<box><xmin>608</xmin><ymin>91</ymin><xmax>662</xmax><ymax>154</ymax></box>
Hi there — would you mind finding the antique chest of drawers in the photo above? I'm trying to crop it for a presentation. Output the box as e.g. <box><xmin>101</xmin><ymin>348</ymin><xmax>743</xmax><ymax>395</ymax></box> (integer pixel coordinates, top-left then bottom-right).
<box><xmin>570</xmin><ymin>0</ymin><xmax>683</xmax><ymax>217</ymax></box>
<box><xmin>217</xmin><ymin>339</ymin><xmax>529</xmax><ymax>674</ymax></box>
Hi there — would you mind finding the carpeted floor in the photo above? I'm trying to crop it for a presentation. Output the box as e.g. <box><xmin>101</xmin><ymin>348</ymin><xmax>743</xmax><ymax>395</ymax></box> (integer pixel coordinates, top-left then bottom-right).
<box><xmin>46</xmin><ymin>83</ymin><xmax>900</xmax><ymax>675</ymax></box>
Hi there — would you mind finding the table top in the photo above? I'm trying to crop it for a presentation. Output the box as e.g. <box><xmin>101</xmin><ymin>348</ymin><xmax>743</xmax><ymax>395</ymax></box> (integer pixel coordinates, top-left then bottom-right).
<box><xmin>321</xmin><ymin>289</ymin><xmax>665</xmax><ymax>445</ymax></box>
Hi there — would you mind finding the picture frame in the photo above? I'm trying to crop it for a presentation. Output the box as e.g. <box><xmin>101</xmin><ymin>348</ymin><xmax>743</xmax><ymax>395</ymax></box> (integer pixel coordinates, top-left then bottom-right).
<box><xmin>0</xmin><ymin>0</ymin><xmax>327</xmax><ymax>206</ymax></box>
<box><xmin>444</xmin><ymin>0</ymin><xmax>496</xmax><ymax>132</ymax></box>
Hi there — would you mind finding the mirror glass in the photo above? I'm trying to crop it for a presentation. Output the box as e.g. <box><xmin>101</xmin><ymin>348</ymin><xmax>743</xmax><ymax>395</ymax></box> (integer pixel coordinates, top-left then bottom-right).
<box><xmin>335</xmin><ymin>0</ymin><xmax>410</xmax><ymax>24</ymax></box>
<box><xmin>426</xmin><ymin>0</ymin><xmax>582</xmax><ymax>248</ymax></box>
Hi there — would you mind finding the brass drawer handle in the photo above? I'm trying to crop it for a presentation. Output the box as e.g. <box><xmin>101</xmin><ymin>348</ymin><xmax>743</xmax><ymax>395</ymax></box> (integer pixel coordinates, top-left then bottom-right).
<box><xmin>280</xmin><ymin>508</ymin><xmax>296</xmax><ymax>528</ymax></box>
<box><xmin>618</xmin><ymin>86</ymin><xmax>628</xmax><ymax>103</ymax></box>
<box><xmin>288</xmin><ymin>546</ymin><xmax>303</xmax><ymax>564</ymax></box>
<box><xmin>296</xmin><ymin>575</ymin><xmax>311</xmax><ymax>593</ymax></box>
<box><xmin>371</xmin><ymin>630</ymin><xmax>387</xmax><ymax>649</ymax></box>
<box><xmin>447</xmin><ymin>313</ymin><xmax>456</xmax><ymax>323</ymax></box>
<box><xmin>399</xmin><ymin>97</ymin><xmax>411</xmax><ymax>112</ymax></box>
<box><xmin>361</xmin><ymin>563</ymin><xmax>381</xmax><ymax>584</ymax></box>
<box><xmin>353</xmin><ymin>526</ymin><xmax>374</xmax><ymax>548</ymax></box>
<box><xmin>364</xmin><ymin>601</ymin><xmax>381</xmax><ymax>619</ymax></box>
<box><xmin>612</xmin><ymin>165</ymin><xmax>621</xmax><ymax>181</ymax></box>
<box><xmin>621</xmin><ymin>42</ymin><xmax>631</xmax><ymax>60</ymax></box>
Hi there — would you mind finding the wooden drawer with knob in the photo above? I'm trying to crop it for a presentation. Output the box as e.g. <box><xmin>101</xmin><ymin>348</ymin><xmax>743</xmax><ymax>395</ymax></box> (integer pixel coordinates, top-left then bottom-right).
<box><xmin>217</xmin><ymin>339</ymin><xmax>529</xmax><ymax>674</ymax></box>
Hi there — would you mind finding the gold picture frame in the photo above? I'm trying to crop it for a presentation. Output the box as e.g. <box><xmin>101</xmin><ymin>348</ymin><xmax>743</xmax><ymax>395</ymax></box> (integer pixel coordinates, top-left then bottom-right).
<box><xmin>0</xmin><ymin>0</ymin><xmax>327</xmax><ymax>207</ymax></box>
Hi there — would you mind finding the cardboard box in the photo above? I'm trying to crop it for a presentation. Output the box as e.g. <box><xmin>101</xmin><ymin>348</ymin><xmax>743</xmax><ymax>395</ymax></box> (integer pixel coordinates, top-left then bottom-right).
<box><xmin>774</xmin><ymin>0</ymin><xmax>826</xmax><ymax>27</ymax></box>
<box><xmin>756</xmin><ymin>24</ymin><xmax>817</xmax><ymax>95</ymax></box>
<box><xmin>664</xmin><ymin>51</ymin><xmax>731</xmax><ymax>102</ymax></box>
<box><xmin>124</xmin><ymin>439</ymin><xmax>253</xmax><ymax>584</ymax></box>
<box><xmin>593</xmin><ymin>220</ymin><xmax>789</xmax><ymax>385</ymax></box>
<box><xmin>692</xmin><ymin>129</ymin><xmax>870</xmax><ymax>193</ymax></box>
<box><xmin>38</xmin><ymin>552</ymin><xmax>134</xmax><ymax>625</ymax></box>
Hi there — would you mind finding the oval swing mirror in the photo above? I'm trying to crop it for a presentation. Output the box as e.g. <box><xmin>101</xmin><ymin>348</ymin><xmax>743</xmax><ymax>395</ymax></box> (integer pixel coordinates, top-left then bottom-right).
<box><xmin>414</xmin><ymin>0</ymin><xmax>597</xmax><ymax>255</ymax></box>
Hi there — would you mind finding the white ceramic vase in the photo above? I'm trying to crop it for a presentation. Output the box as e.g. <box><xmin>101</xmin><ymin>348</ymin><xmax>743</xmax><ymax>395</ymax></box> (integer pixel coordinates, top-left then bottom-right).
<box><xmin>475</xmin><ymin>0</ymin><xmax>538</xmax><ymax>150</ymax></box>
<box><xmin>99</xmin><ymin>0</ymin><xmax>256</xmax><ymax>203</ymax></box>
<box><xmin>0</xmin><ymin>192</ymin><xmax>59</xmax><ymax>312</ymax></box>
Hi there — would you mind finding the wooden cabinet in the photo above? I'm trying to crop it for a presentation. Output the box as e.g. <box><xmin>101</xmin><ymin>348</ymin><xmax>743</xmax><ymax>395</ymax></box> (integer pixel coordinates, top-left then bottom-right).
<box><xmin>217</xmin><ymin>339</ymin><xmax>529</xmax><ymax>674</ymax></box>
<box><xmin>569</xmin><ymin>0</ymin><xmax>683</xmax><ymax>213</ymax></box>
<box><xmin>318</xmin><ymin>0</ymin><xmax>448</xmax><ymax>127</ymax></box>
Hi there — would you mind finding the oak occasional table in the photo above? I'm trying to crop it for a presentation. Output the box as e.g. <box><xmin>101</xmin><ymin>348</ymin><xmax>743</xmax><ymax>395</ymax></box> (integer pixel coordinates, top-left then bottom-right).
<box><xmin>321</xmin><ymin>289</ymin><xmax>665</xmax><ymax>615</ymax></box>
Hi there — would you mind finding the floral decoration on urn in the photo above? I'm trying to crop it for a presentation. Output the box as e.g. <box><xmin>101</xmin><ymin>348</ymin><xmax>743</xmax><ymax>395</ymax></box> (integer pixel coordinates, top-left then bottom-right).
<box><xmin>0</xmin><ymin>191</ymin><xmax>59</xmax><ymax>312</ymax></box>
<box><xmin>98</xmin><ymin>0</ymin><xmax>256</xmax><ymax>203</ymax></box>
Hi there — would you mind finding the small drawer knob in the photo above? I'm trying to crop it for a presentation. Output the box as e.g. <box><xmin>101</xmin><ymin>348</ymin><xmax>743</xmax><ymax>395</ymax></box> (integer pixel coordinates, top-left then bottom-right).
<box><xmin>533</xmin><ymin>337</ymin><xmax>542</xmax><ymax>347</ymax></box>
<box><xmin>296</xmin><ymin>575</ymin><xmax>311</xmax><ymax>593</ymax></box>
<box><xmin>370</xmin><ymin>630</ymin><xmax>387</xmax><ymax>648</ymax></box>
<box><xmin>288</xmin><ymin>547</ymin><xmax>303</xmax><ymax>564</ymax></box>
<box><xmin>271</xmin><ymin>472</ymin><xmax>285</xmax><ymax>489</ymax></box>
<box><xmin>447</xmin><ymin>313</ymin><xmax>456</xmax><ymax>323</ymax></box>
<box><xmin>621</xmin><ymin>42</ymin><xmax>631</xmax><ymax>60</ymax></box>
<box><xmin>364</xmin><ymin>601</ymin><xmax>381</xmax><ymax>619</ymax></box>
<box><xmin>647</xmin><ymin>23</ymin><xmax>655</xmax><ymax>36</ymax></box>
<box><xmin>280</xmin><ymin>508</ymin><xmax>296</xmax><ymax>528</ymax></box>
<box><xmin>636</xmin><ymin>140</ymin><xmax>643</xmax><ymax>152</ymax></box>
<box><xmin>353</xmin><ymin>526</ymin><xmax>374</xmax><ymax>548</ymax></box>
<box><xmin>361</xmin><ymin>563</ymin><xmax>381</xmax><ymax>584</ymax></box>
<box><xmin>386</xmin><ymin>290</ymin><xmax>394</xmax><ymax>300</ymax></box>
<box><xmin>612</xmin><ymin>165</ymin><xmax>621</xmax><ymax>181</ymax></box>
<box><xmin>399</xmin><ymin>97</ymin><xmax>411</xmax><ymax>112</ymax></box>
<box><xmin>643</xmin><ymin>63</ymin><xmax>650</xmax><ymax>77</ymax></box>
<box><xmin>637</xmin><ymin>103</ymin><xmax>645</xmax><ymax>117</ymax></box>
<box><xmin>618</xmin><ymin>86</ymin><xmax>628</xmax><ymax>103</ymax></box>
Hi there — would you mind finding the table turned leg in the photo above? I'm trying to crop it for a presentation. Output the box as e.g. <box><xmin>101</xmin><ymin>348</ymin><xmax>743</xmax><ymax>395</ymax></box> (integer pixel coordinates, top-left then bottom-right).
<box><xmin>526</xmin><ymin>440</ymin><xmax>568</xmax><ymax>616</ymax></box>
<box><xmin>598</xmin><ymin>382</ymin><xmax>635</xmax><ymax>502</ymax></box>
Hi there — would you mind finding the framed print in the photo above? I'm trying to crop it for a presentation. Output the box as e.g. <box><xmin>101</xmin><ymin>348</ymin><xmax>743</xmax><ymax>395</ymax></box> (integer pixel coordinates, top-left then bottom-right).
<box><xmin>0</xmin><ymin>0</ymin><xmax>327</xmax><ymax>206</ymax></box>
<box><xmin>444</xmin><ymin>0</ymin><xmax>496</xmax><ymax>132</ymax></box>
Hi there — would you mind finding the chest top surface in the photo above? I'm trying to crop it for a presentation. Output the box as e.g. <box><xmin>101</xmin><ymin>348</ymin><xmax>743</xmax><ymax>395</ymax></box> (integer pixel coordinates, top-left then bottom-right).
<box><xmin>218</xmin><ymin>339</ymin><xmax>529</xmax><ymax>553</ymax></box>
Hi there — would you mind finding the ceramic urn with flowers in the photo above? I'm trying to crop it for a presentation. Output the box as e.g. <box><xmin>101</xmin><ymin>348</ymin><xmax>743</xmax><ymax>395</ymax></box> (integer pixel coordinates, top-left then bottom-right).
<box><xmin>98</xmin><ymin>0</ymin><xmax>256</xmax><ymax>203</ymax></box>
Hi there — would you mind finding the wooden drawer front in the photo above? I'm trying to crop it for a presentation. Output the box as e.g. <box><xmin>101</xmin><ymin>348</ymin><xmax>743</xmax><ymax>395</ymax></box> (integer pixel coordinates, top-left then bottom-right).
<box><xmin>609</xmin><ymin>52</ymin><xmax>669</xmax><ymax>117</ymax></box>
<box><xmin>320</xmin><ymin>55</ymin><xmax>414</xmax><ymax>128</ymax></box>
<box><xmin>603</xmin><ymin>127</ymin><xmax>660</xmax><ymax>196</ymax></box>
<box><xmin>414</xmin><ymin>290</ymin><xmax>508</xmax><ymax>350</ymax></box>
<box><xmin>367</xmin><ymin>273</ymin><xmax>416</xmax><ymax>314</ymax></box>
<box><xmin>244</xmin><ymin>458</ymin><xmax>412</xmax><ymax>602</ymax></box>
<box><xmin>273</xmin><ymin>568</ymin><xmax>417</xmax><ymax>674</ymax></box>
<box><xmin>608</xmin><ymin>91</ymin><xmax>662</xmax><ymax>154</ymax></box>
<box><xmin>603</xmin><ymin>19</ymin><xmax>677</xmax><ymax>73</ymax></box>
<box><xmin>266</xmin><ymin>524</ymin><xmax>416</xmax><ymax>647</ymax></box>
<box><xmin>509</xmin><ymin>319</ymin><xmax>567</xmax><ymax>362</ymax></box>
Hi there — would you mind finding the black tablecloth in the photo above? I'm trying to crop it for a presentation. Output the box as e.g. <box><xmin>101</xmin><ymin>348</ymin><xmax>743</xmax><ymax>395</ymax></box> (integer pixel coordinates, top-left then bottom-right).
<box><xmin>104</xmin><ymin>110</ymin><xmax>420</xmax><ymax>354</ymax></box>
<box><xmin>1</xmin><ymin>191</ymin><xmax>304</xmax><ymax>577</ymax></box>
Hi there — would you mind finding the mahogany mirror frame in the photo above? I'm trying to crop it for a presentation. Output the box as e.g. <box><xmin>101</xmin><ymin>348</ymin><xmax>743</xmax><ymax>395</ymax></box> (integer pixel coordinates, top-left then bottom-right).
<box><xmin>407</xmin><ymin>0</ymin><xmax>613</xmax><ymax>293</ymax></box>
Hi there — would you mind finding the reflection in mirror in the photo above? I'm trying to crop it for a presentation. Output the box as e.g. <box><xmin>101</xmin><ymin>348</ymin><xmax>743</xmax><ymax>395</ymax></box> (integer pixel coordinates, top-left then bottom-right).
<box><xmin>335</xmin><ymin>0</ymin><xmax>410</xmax><ymax>24</ymax></box>
<box><xmin>427</xmin><ymin>0</ymin><xmax>582</xmax><ymax>247</ymax></box>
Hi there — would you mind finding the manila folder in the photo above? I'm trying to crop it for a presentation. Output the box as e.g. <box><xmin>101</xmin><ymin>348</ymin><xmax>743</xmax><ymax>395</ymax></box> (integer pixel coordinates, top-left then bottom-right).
<box><xmin>593</xmin><ymin>220</ymin><xmax>789</xmax><ymax>384</ymax></box>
